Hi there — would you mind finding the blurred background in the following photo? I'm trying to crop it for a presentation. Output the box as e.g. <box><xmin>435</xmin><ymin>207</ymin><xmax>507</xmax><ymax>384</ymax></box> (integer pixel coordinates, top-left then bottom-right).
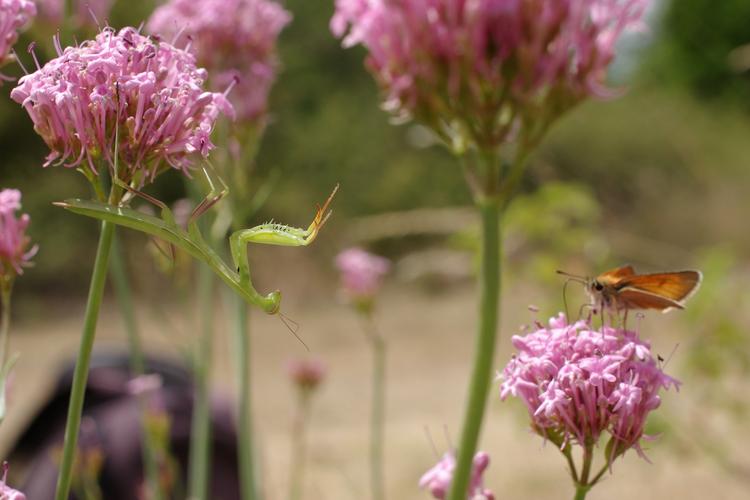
<box><xmin>0</xmin><ymin>0</ymin><xmax>749</xmax><ymax>498</ymax></box>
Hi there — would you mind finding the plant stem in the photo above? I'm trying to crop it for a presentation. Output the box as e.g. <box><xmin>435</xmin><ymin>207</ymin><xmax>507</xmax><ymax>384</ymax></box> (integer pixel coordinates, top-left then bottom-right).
<box><xmin>110</xmin><ymin>234</ymin><xmax>144</xmax><ymax>373</ymax></box>
<box><xmin>288</xmin><ymin>389</ymin><xmax>311</xmax><ymax>500</ymax></box>
<box><xmin>0</xmin><ymin>279</ymin><xmax>12</xmax><ymax>367</ymax></box>
<box><xmin>447</xmin><ymin>198</ymin><xmax>501</xmax><ymax>500</ymax></box>
<box><xmin>54</xmin><ymin>219</ymin><xmax>116</xmax><ymax>500</ymax></box>
<box><xmin>366</xmin><ymin>320</ymin><xmax>386</xmax><ymax>500</ymax></box>
<box><xmin>188</xmin><ymin>263</ymin><xmax>215</xmax><ymax>500</ymax></box>
<box><xmin>234</xmin><ymin>295</ymin><xmax>259</xmax><ymax>500</ymax></box>
<box><xmin>574</xmin><ymin>485</ymin><xmax>589</xmax><ymax>500</ymax></box>
<box><xmin>109</xmin><ymin>233</ymin><xmax>164</xmax><ymax>500</ymax></box>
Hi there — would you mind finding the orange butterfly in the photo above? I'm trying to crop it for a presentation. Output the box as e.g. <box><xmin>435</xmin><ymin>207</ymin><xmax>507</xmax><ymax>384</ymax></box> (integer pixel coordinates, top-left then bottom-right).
<box><xmin>558</xmin><ymin>265</ymin><xmax>702</xmax><ymax>314</ymax></box>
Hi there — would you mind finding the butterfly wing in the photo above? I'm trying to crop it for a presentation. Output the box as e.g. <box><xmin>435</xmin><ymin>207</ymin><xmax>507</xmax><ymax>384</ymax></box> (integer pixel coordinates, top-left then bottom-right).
<box><xmin>616</xmin><ymin>271</ymin><xmax>702</xmax><ymax>303</ymax></box>
<box><xmin>615</xmin><ymin>288</ymin><xmax>685</xmax><ymax>311</ymax></box>
<box><xmin>596</xmin><ymin>265</ymin><xmax>636</xmax><ymax>286</ymax></box>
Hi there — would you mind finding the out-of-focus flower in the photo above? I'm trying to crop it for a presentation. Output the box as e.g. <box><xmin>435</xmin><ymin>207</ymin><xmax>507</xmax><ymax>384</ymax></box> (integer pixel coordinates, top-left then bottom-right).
<box><xmin>0</xmin><ymin>461</ymin><xmax>25</xmax><ymax>499</ymax></box>
<box><xmin>0</xmin><ymin>189</ymin><xmax>36</xmax><ymax>277</ymax></box>
<box><xmin>335</xmin><ymin>248</ymin><xmax>390</xmax><ymax>308</ymax></box>
<box><xmin>35</xmin><ymin>0</ymin><xmax>111</xmax><ymax>28</ymax></box>
<box><xmin>11</xmin><ymin>27</ymin><xmax>233</xmax><ymax>185</ymax></box>
<box><xmin>499</xmin><ymin>313</ymin><xmax>679</xmax><ymax>461</ymax></box>
<box><xmin>331</xmin><ymin>0</ymin><xmax>651</xmax><ymax>149</ymax></box>
<box><xmin>286</xmin><ymin>358</ymin><xmax>326</xmax><ymax>391</ymax></box>
<box><xmin>419</xmin><ymin>451</ymin><xmax>494</xmax><ymax>500</ymax></box>
<box><xmin>147</xmin><ymin>0</ymin><xmax>291</xmax><ymax>125</ymax></box>
<box><xmin>0</xmin><ymin>0</ymin><xmax>36</xmax><ymax>69</ymax></box>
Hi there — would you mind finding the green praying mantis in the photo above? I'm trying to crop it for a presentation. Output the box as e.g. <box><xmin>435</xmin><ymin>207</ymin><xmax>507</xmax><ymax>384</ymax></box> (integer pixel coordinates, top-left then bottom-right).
<box><xmin>55</xmin><ymin>168</ymin><xmax>338</xmax><ymax>317</ymax></box>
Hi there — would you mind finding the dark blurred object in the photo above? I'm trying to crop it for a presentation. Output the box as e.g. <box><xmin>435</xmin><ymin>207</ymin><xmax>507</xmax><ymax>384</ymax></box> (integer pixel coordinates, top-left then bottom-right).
<box><xmin>650</xmin><ymin>0</ymin><xmax>750</xmax><ymax>106</ymax></box>
<box><xmin>7</xmin><ymin>353</ymin><xmax>241</xmax><ymax>500</ymax></box>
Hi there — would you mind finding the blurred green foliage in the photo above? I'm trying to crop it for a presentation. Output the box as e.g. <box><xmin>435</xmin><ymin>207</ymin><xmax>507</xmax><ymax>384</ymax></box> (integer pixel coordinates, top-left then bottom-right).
<box><xmin>1</xmin><ymin>0</ymin><xmax>749</xmax><ymax>306</ymax></box>
<box><xmin>648</xmin><ymin>0</ymin><xmax>750</xmax><ymax>107</ymax></box>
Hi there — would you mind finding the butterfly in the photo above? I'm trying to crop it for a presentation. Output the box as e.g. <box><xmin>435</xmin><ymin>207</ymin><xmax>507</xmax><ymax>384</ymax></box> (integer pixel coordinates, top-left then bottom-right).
<box><xmin>557</xmin><ymin>265</ymin><xmax>702</xmax><ymax>314</ymax></box>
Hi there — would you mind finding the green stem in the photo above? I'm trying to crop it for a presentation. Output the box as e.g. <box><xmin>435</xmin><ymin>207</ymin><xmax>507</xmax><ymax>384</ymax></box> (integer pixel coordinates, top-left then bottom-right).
<box><xmin>234</xmin><ymin>295</ymin><xmax>259</xmax><ymax>500</ymax></box>
<box><xmin>447</xmin><ymin>198</ymin><xmax>501</xmax><ymax>500</ymax></box>
<box><xmin>188</xmin><ymin>263</ymin><xmax>215</xmax><ymax>500</ymax></box>
<box><xmin>288</xmin><ymin>389</ymin><xmax>311</xmax><ymax>500</ymax></box>
<box><xmin>109</xmin><ymin>233</ymin><xmax>164</xmax><ymax>500</ymax></box>
<box><xmin>571</xmin><ymin>442</ymin><xmax>595</xmax><ymax>500</ymax></box>
<box><xmin>54</xmin><ymin>219</ymin><xmax>116</xmax><ymax>500</ymax></box>
<box><xmin>0</xmin><ymin>278</ymin><xmax>12</xmax><ymax>367</ymax></box>
<box><xmin>368</xmin><ymin>325</ymin><xmax>386</xmax><ymax>500</ymax></box>
<box><xmin>574</xmin><ymin>485</ymin><xmax>589</xmax><ymax>500</ymax></box>
<box><xmin>110</xmin><ymin>234</ymin><xmax>144</xmax><ymax>373</ymax></box>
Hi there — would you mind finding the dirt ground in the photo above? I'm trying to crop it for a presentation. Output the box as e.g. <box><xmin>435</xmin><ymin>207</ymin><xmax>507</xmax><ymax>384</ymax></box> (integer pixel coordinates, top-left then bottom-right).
<box><xmin>0</xmin><ymin>281</ymin><xmax>747</xmax><ymax>500</ymax></box>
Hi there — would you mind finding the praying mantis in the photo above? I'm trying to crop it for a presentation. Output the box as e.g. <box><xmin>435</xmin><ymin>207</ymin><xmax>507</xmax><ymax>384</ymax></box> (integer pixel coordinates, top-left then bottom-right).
<box><xmin>55</xmin><ymin>168</ymin><xmax>338</xmax><ymax>316</ymax></box>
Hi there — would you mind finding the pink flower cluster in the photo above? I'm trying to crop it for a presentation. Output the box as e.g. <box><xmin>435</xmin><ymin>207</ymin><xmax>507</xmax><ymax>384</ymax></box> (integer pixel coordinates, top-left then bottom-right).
<box><xmin>419</xmin><ymin>451</ymin><xmax>494</xmax><ymax>500</ymax></box>
<box><xmin>335</xmin><ymin>247</ymin><xmax>390</xmax><ymax>304</ymax></box>
<box><xmin>147</xmin><ymin>0</ymin><xmax>291</xmax><ymax>124</ymax></box>
<box><xmin>0</xmin><ymin>462</ymin><xmax>24</xmax><ymax>500</ymax></box>
<box><xmin>286</xmin><ymin>358</ymin><xmax>327</xmax><ymax>391</ymax></box>
<box><xmin>0</xmin><ymin>0</ymin><xmax>36</xmax><ymax>68</ymax></box>
<box><xmin>35</xmin><ymin>0</ymin><xmax>111</xmax><ymax>28</ymax></box>
<box><xmin>0</xmin><ymin>189</ymin><xmax>36</xmax><ymax>277</ymax></box>
<box><xmin>499</xmin><ymin>313</ymin><xmax>679</xmax><ymax>460</ymax></box>
<box><xmin>331</xmin><ymin>0</ymin><xmax>650</xmax><ymax>147</ymax></box>
<box><xmin>10</xmin><ymin>27</ymin><xmax>233</xmax><ymax>183</ymax></box>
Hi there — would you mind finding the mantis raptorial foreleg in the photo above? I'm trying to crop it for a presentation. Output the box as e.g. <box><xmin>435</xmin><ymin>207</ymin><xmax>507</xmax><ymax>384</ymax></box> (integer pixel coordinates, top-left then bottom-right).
<box><xmin>228</xmin><ymin>184</ymin><xmax>339</xmax><ymax>314</ymax></box>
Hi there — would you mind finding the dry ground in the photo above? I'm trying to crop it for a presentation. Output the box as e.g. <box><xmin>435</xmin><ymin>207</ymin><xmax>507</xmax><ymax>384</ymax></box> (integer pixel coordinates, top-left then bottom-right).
<box><xmin>0</xmin><ymin>280</ymin><xmax>747</xmax><ymax>500</ymax></box>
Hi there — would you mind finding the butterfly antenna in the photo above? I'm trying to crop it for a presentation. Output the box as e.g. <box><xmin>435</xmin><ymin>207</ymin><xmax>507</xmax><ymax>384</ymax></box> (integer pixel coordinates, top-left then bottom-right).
<box><xmin>562</xmin><ymin>279</ymin><xmax>572</xmax><ymax>321</ymax></box>
<box><xmin>423</xmin><ymin>426</ymin><xmax>440</xmax><ymax>459</ymax></box>
<box><xmin>662</xmin><ymin>343</ymin><xmax>680</xmax><ymax>369</ymax></box>
<box><xmin>278</xmin><ymin>312</ymin><xmax>309</xmax><ymax>351</ymax></box>
<box><xmin>442</xmin><ymin>424</ymin><xmax>454</xmax><ymax>451</ymax></box>
<box><xmin>556</xmin><ymin>270</ymin><xmax>587</xmax><ymax>284</ymax></box>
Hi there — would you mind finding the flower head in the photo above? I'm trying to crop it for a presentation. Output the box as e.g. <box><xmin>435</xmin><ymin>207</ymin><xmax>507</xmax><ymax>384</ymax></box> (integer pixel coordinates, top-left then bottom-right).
<box><xmin>147</xmin><ymin>0</ymin><xmax>291</xmax><ymax>125</ymax></box>
<box><xmin>35</xmin><ymin>0</ymin><xmax>111</xmax><ymax>29</ymax></box>
<box><xmin>332</xmin><ymin>0</ymin><xmax>651</xmax><ymax>149</ymax></box>
<box><xmin>0</xmin><ymin>189</ymin><xmax>36</xmax><ymax>278</ymax></box>
<box><xmin>10</xmin><ymin>27</ymin><xmax>233</xmax><ymax>185</ymax></box>
<box><xmin>0</xmin><ymin>461</ymin><xmax>25</xmax><ymax>500</ymax></box>
<box><xmin>286</xmin><ymin>358</ymin><xmax>326</xmax><ymax>391</ymax></box>
<box><xmin>335</xmin><ymin>247</ymin><xmax>390</xmax><ymax>307</ymax></box>
<box><xmin>0</xmin><ymin>0</ymin><xmax>36</xmax><ymax>69</ymax></box>
<box><xmin>419</xmin><ymin>451</ymin><xmax>494</xmax><ymax>499</ymax></box>
<box><xmin>499</xmin><ymin>313</ymin><xmax>679</xmax><ymax>461</ymax></box>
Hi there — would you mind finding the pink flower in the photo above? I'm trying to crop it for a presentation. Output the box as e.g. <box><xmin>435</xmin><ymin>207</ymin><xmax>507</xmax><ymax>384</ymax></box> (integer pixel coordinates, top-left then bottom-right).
<box><xmin>419</xmin><ymin>451</ymin><xmax>494</xmax><ymax>500</ymax></box>
<box><xmin>10</xmin><ymin>27</ymin><xmax>233</xmax><ymax>184</ymax></box>
<box><xmin>499</xmin><ymin>313</ymin><xmax>679</xmax><ymax>461</ymax></box>
<box><xmin>0</xmin><ymin>189</ymin><xmax>36</xmax><ymax>277</ymax></box>
<box><xmin>335</xmin><ymin>248</ymin><xmax>390</xmax><ymax>304</ymax></box>
<box><xmin>0</xmin><ymin>462</ymin><xmax>25</xmax><ymax>500</ymax></box>
<box><xmin>286</xmin><ymin>358</ymin><xmax>326</xmax><ymax>391</ymax></box>
<box><xmin>331</xmin><ymin>0</ymin><xmax>651</xmax><ymax>148</ymax></box>
<box><xmin>35</xmin><ymin>0</ymin><xmax>111</xmax><ymax>28</ymax></box>
<box><xmin>0</xmin><ymin>0</ymin><xmax>36</xmax><ymax>69</ymax></box>
<box><xmin>147</xmin><ymin>0</ymin><xmax>291</xmax><ymax>125</ymax></box>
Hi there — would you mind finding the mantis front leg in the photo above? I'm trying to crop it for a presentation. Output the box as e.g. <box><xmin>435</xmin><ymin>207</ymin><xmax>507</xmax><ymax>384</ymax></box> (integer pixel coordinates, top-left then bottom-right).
<box><xmin>229</xmin><ymin>184</ymin><xmax>339</xmax><ymax>314</ymax></box>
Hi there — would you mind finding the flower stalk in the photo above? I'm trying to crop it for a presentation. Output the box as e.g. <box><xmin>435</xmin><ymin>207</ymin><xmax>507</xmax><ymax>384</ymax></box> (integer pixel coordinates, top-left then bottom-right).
<box><xmin>109</xmin><ymin>235</ymin><xmax>164</xmax><ymax>500</ymax></box>
<box><xmin>447</xmin><ymin>191</ymin><xmax>501</xmax><ymax>500</ymax></box>
<box><xmin>188</xmin><ymin>262</ymin><xmax>215</xmax><ymax>500</ymax></box>
<box><xmin>288</xmin><ymin>388</ymin><xmax>311</xmax><ymax>500</ymax></box>
<box><xmin>365</xmin><ymin>318</ymin><xmax>386</xmax><ymax>500</ymax></box>
<box><xmin>234</xmin><ymin>295</ymin><xmax>259</xmax><ymax>500</ymax></box>
<box><xmin>286</xmin><ymin>358</ymin><xmax>325</xmax><ymax>500</ymax></box>
<box><xmin>54</xmin><ymin>218</ymin><xmax>115</xmax><ymax>500</ymax></box>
